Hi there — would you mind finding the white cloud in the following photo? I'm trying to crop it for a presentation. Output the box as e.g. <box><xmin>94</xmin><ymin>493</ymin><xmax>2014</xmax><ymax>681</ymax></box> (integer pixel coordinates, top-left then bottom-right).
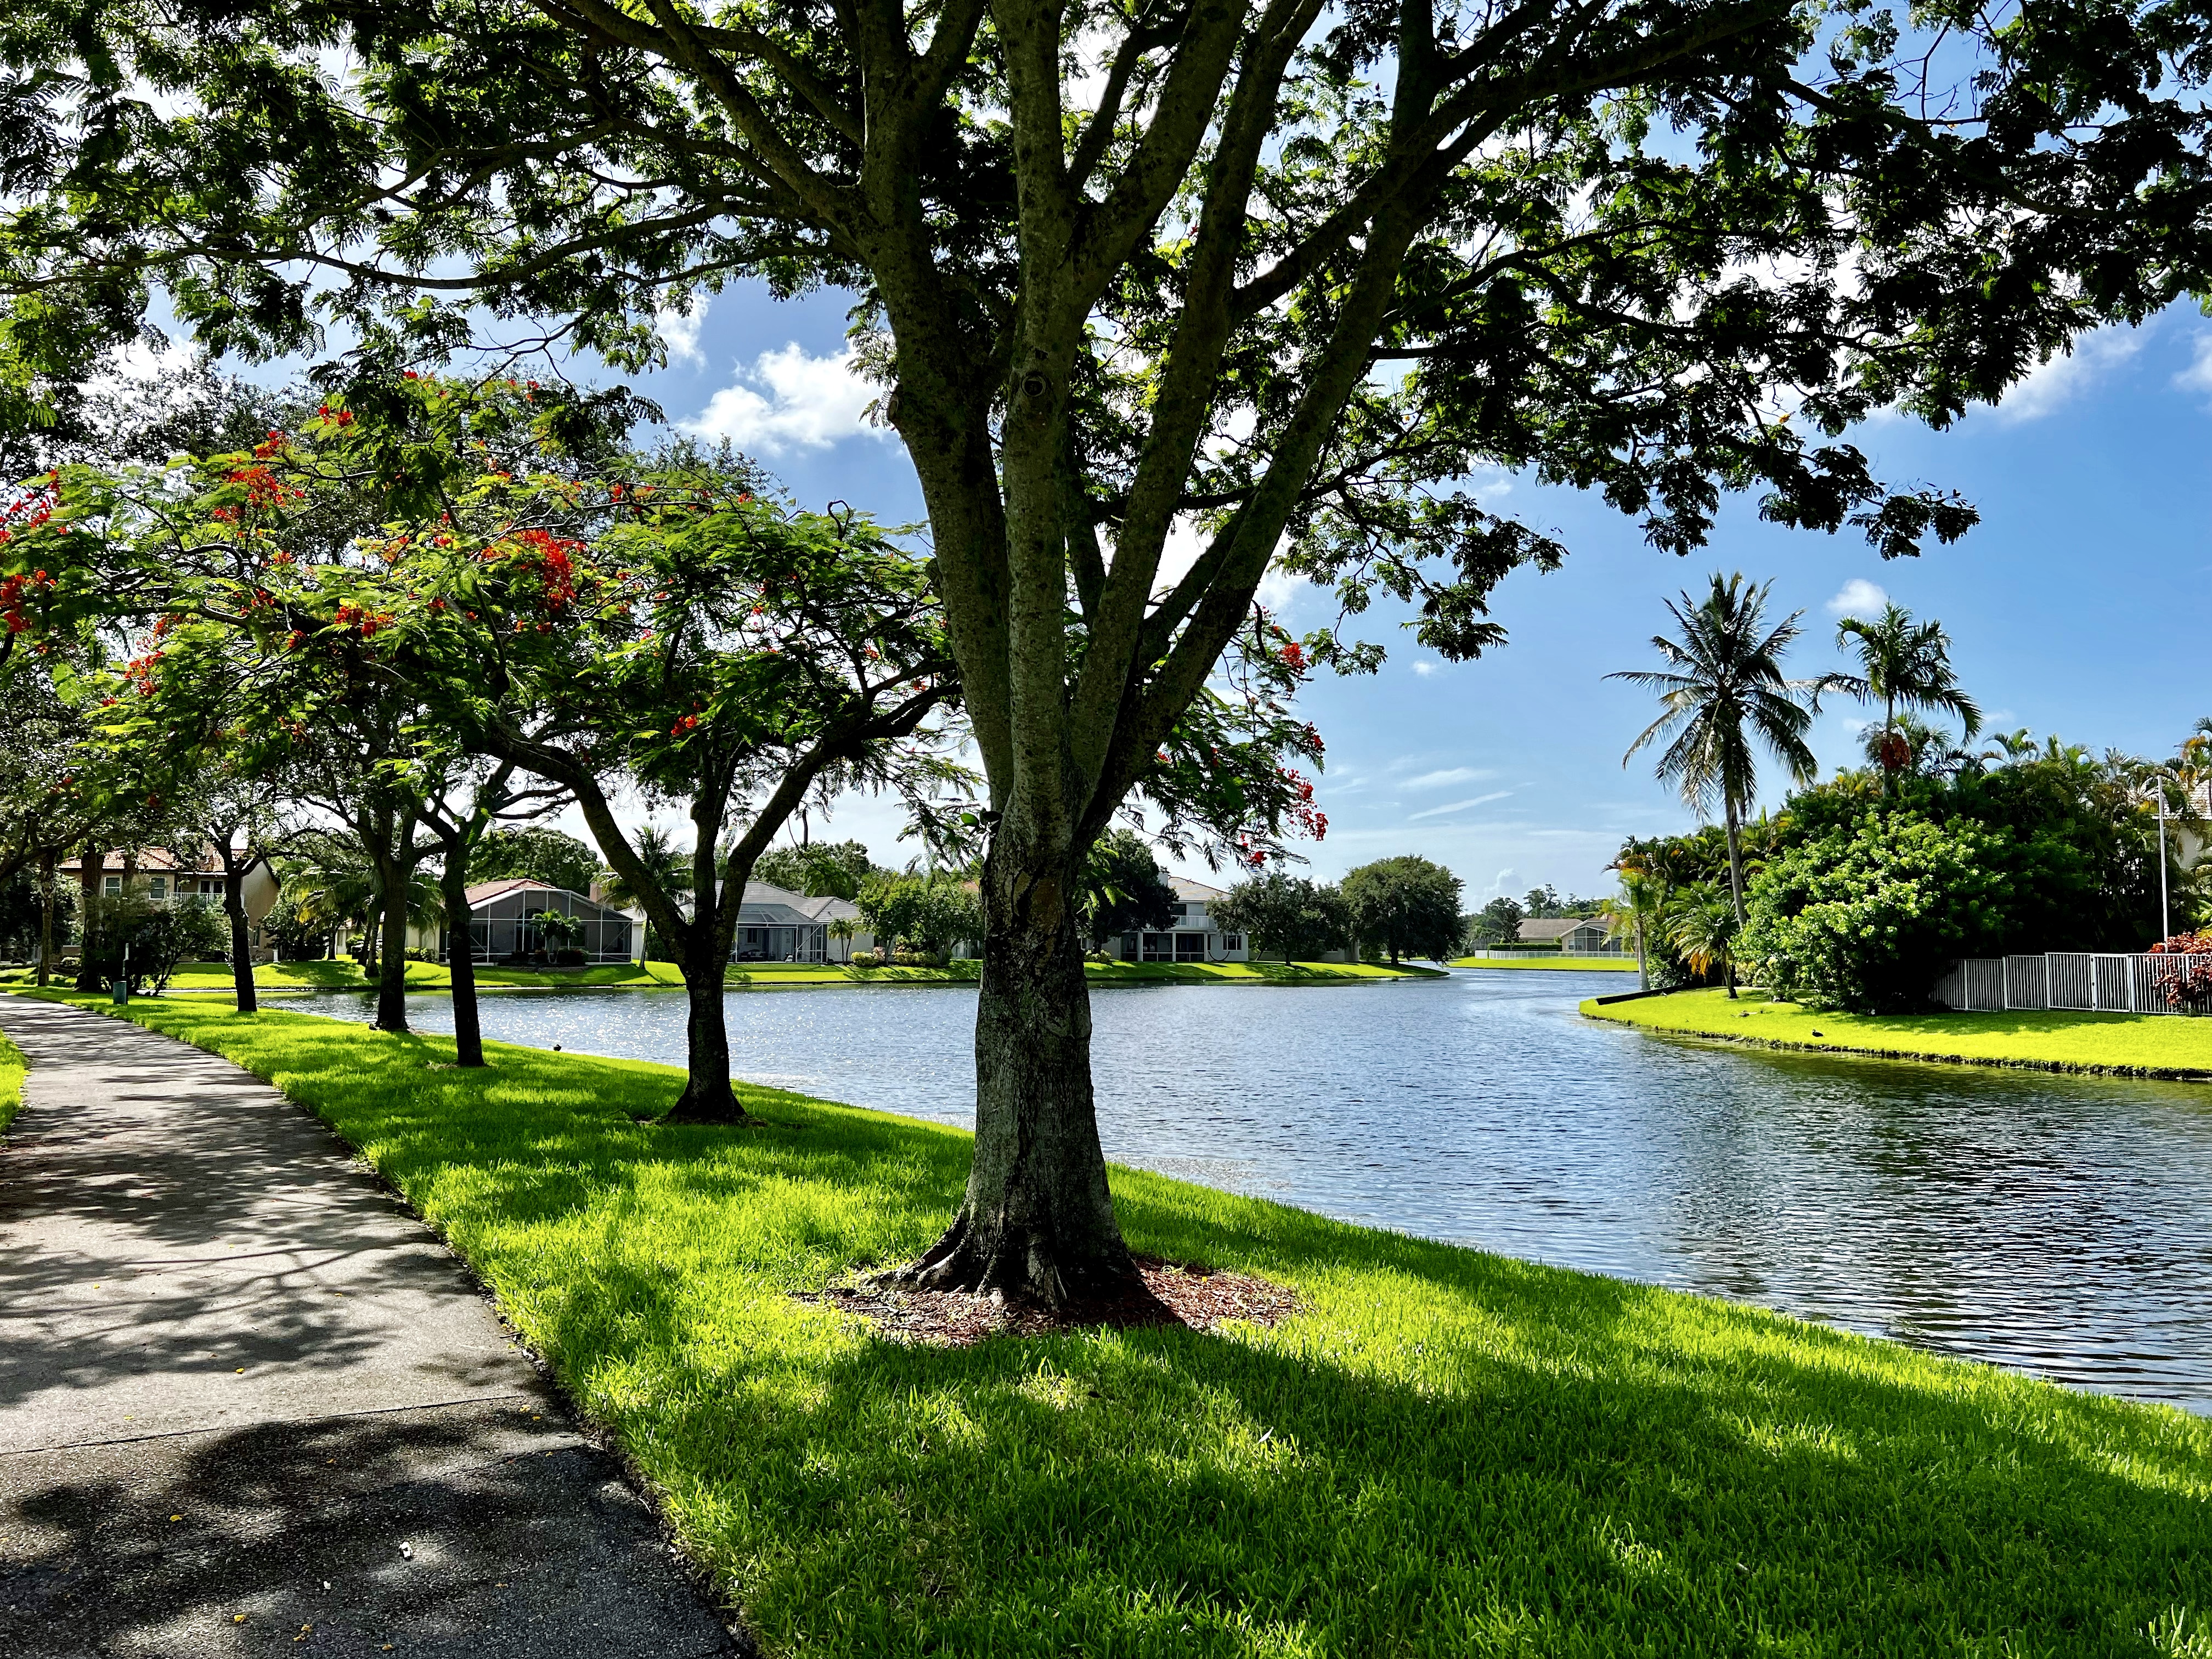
<box><xmin>1826</xmin><ymin>578</ymin><xmax>1889</xmax><ymax>619</ymax></box>
<box><xmin>2178</xmin><ymin>334</ymin><xmax>2212</xmax><ymax>398</ymax></box>
<box><xmin>1410</xmin><ymin>659</ymin><xmax>1440</xmax><ymax>678</ymax></box>
<box><xmin>657</xmin><ymin>300</ymin><xmax>708</xmax><ymax>366</ymax></box>
<box><xmin>1406</xmin><ymin>790</ymin><xmax>1513</xmax><ymax>821</ymax></box>
<box><xmin>682</xmin><ymin>343</ymin><xmax>883</xmax><ymax>454</ymax></box>
<box><xmin>1994</xmin><ymin>326</ymin><xmax>2143</xmax><ymax>425</ymax></box>
<box><xmin>1403</xmin><ymin>766</ymin><xmax>1495</xmax><ymax>790</ymax></box>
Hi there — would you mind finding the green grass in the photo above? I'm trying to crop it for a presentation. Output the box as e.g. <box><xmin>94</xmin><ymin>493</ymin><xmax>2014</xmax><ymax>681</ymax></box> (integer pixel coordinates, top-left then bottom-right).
<box><xmin>0</xmin><ymin>1027</ymin><xmax>22</xmax><ymax>1136</ymax></box>
<box><xmin>26</xmin><ymin>989</ymin><xmax>2212</xmax><ymax>1656</ymax></box>
<box><xmin>1453</xmin><ymin>955</ymin><xmax>1640</xmax><ymax>972</ymax></box>
<box><xmin>1584</xmin><ymin>986</ymin><xmax>2212</xmax><ymax>1077</ymax></box>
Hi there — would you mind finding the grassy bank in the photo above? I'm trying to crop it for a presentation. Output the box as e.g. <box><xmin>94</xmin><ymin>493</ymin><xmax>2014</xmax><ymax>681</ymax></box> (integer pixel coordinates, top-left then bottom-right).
<box><xmin>1583</xmin><ymin>986</ymin><xmax>2212</xmax><ymax>1077</ymax></box>
<box><xmin>1453</xmin><ymin>955</ymin><xmax>1639</xmax><ymax>972</ymax></box>
<box><xmin>27</xmin><ymin>991</ymin><xmax>2212</xmax><ymax>1655</ymax></box>
<box><xmin>1</xmin><ymin>957</ymin><xmax>1434</xmax><ymax>996</ymax></box>
<box><xmin>0</xmin><ymin>1028</ymin><xmax>21</xmax><ymax>1135</ymax></box>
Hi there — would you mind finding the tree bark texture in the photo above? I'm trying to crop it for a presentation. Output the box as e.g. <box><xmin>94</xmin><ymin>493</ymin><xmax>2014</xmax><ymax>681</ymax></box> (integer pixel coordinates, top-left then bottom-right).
<box><xmin>441</xmin><ymin>859</ymin><xmax>485</xmax><ymax>1068</ymax></box>
<box><xmin>36</xmin><ymin>847</ymin><xmax>54</xmax><ymax>989</ymax></box>
<box><xmin>660</xmin><ymin>828</ymin><xmax>746</xmax><ymax>1125</ymax></box>
<box><xmin>223</xmin><ymin>862</ymin><xmax>258</xmax><ymax>1014</ymax></box>
<box><xmin>72</xmin><ymin>847</ymin><xmax>102</xmax><ymax>992</ymax></box>
<box><xmin>900</xmin><ymin>840</ymin><xmax>1131</xmax><ymax>1302</ymax></box>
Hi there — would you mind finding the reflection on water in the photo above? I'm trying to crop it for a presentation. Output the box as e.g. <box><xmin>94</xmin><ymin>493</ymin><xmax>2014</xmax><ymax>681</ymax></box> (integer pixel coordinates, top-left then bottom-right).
<box><xmin>315</xmin><ymin>972</ymin><xmax>2212</xmax><ymax>1412</ymax></box>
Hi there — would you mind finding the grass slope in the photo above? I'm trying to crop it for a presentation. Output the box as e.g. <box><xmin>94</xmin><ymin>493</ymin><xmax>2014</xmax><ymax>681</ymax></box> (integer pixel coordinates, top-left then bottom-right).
<box><xmin>29</xmin><ymin>991</ymin><xmax>2212</xmax><ymax>1657</ymax></box>
<box><xmin>1585</xmin><ymin>986</ymin><xmax>2212</xmax><ymax>1077</ymax></box>
<box><xmin>0</xmin><ymin>957</ymin><xmax>1436</xmax><ymax>997</ymax></box>
<box><xmin>0</xmin><ymin>1027</ymin><xmax>21</xmax><ymax>1136</ymax></box>
<box><xmin>1452</xmin><ymin>956</ymin><xmax>1640</xmax><ymax>972</ymax></box>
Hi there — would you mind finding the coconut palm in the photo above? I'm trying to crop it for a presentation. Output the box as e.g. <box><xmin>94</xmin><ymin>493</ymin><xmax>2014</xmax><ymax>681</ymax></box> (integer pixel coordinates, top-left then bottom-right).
<box><xmin>1666</xmin><ymin>881</ymin><xmax>1742</xmax><ymax>998</ymax></box>
<box><xmin>1600</xmin><ymin>862</ymin><xmax>1666</xmax><ymax>991</ymax></box>
<box><xmin>598</xmin><ymin>822</ymin><xmax>693</xmax><ymax>964</ymax></box>
<box><xmin>278</xmin><ymin>837</ymin><xmax>441</xmax><ymax>969</ymax></box>
<box><xmin>1610</xmin><ymin>574</ymin><xmax>1823</xmax><ymax>927</ymax></box>
<box><xmin>1827</xmin><ymin>603</ymin><xmax>1981</xmax><ymax>792</ymax></box>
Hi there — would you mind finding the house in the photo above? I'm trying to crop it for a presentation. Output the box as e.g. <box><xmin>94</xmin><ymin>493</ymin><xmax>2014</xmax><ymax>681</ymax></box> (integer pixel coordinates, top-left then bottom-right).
<box><xmin>1516</xmin><ymin>915</ymin><xmax>1616</xmax><ymax>954</ymax></box>
<box><xmin>1109</xmin><ymin>877</ymin><xmax>1254</xmax><ymax>964</ymax></box>
<box><xmin>441</xmin><ymin>878</ymin><xmax>635</xmax><ymax>964</ymax></box>
<box><xmin>729</xmin><ymin>882</ymin><xmax>871</xmax><ymax>963</ymax></box>
<box><xmin>55</xmin><ymin>847</ymin><xmax>283</xmax><ymax>957</ymax></box>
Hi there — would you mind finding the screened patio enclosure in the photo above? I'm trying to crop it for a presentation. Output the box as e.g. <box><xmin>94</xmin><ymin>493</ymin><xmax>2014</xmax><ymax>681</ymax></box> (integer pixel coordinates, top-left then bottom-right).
<box><xmin>442</xmin><ymin>879</ymin><xmax>635</xmax><ymax>964</ymax></box>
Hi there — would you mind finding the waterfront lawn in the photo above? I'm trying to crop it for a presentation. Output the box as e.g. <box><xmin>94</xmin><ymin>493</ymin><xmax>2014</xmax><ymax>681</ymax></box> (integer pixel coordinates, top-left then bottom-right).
<box><xmin>1586</xmin><ymin>986</ymin><xmax>2212</xmax><ymax>1076</ymax></box>
<box><xmin>1453</xmin><ymin>955</ymin><xmax>1639</xmax><ymax>972</ymax></box>
<box><xmin>0</xmin><ymin>1027</ymin><xmax>21</xmax><ymax>1135</ymax></box>
<box><xmin>36</xmin><ymin>991</ymin><xmax>2212</xmax><ymax>1657</ymax></box>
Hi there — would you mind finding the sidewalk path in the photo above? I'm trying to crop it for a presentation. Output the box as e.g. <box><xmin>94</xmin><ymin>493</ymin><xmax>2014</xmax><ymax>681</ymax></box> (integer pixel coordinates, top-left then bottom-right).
<box><xmin>0</xmin><ymin>996</ymin><xmax>738</xmax><ymax>1658</ymax></box>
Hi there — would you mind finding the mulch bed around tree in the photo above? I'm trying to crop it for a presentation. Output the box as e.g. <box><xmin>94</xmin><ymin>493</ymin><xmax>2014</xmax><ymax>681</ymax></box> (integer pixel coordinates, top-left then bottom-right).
<box><xmin>798</xmin><ymin>1255</ymin><xmax>1301</xmax><ymax>1346</ymax></box>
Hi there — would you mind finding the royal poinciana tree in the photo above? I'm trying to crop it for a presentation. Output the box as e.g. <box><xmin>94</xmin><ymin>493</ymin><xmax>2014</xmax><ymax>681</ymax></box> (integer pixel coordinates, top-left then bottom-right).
<box><xmin>7</xmin><ymin>0</ymin><xmax>2212</xmax><ymax>1295</ymax></box>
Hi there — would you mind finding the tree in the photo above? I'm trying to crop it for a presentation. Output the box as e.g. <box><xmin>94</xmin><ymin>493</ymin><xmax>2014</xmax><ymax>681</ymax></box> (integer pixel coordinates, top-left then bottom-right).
<box><xmin>1468</xmin><ymin>896</ymin><xmax>1526</xmax><ymax>947</ymax></box>
<box><xmin>1079</xmin><ymin>829</ymin><xmax>1177</xmax><ymax>951</ymax></box>
<box><xmin>1610</xmin><ymin>575</ymin><xmax>1823</xmax><ymax>929</ymax></box>
<box><xmin>469</xmin><ymin>825</ymin><xmax>601</xmax><ymax>897</ymax></box>
<box><xmin>182</xmin><ymin>764</ymin><xmax>299</xmax><ymax>1014</ymax></box>
<box><xmin>15</xmin><ymin>0</ymin><xmax>2212</xmax><ymax>1298</ymax></box>
<box><xmin>1212</xmin><ymin>874</ymin><xmax>1351</xmax><ymax>965</ymax></box>
<box><xmin>857</xmin><ymin>874</ymin><xmax>984</xmax><ymax>959</ymax></box>
<box><xmin>1664</xmin><ymin>882</ymin><xmax>1742</xmax><ymax>998</ymax></box>
<box><xmin>1829</xmin><ymin>604</ymin><xmax>1982</xmax><ymax>793</ymax></box>
<box><xmin>752</xmin><ymin>839</ymin><xmax>877</xmax><ymax>900</ymax></box>
<box><xmin>1741</xmin><ymin>812</ymin><xmax>2012</xmax><ymax>1012</ymax></box>
<box><xmin>424</xmin><ymin>760</ymin><xmax>569</xmax><ymax>1067</ymax></box>
<box><xmin>1341</xmin><ymin>856</ymin><xmax>1464</xmax><ymax>963</ymax></box>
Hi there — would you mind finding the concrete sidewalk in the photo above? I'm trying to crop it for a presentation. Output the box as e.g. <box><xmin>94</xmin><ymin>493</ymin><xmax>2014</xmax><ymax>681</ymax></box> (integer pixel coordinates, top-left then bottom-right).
<box><xmin>0</xmin><ymin>996</ymin><xmax>737</xmax><ymax>1658</ymax></box>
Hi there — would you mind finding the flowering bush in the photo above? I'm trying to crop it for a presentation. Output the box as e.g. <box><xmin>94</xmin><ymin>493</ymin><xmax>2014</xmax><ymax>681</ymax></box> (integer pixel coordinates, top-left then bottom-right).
<box><xmin>1740</xmin><ymin>811</ymin><xmax>2013</xmax><ymax>1012</ymax></box>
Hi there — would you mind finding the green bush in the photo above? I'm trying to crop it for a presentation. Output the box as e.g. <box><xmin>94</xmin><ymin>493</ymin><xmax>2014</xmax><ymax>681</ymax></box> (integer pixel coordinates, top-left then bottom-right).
<box><xmin>1742</xmin><ymin>810</ymin><xmax>2012</xmax><ymax>1012</ymax></box>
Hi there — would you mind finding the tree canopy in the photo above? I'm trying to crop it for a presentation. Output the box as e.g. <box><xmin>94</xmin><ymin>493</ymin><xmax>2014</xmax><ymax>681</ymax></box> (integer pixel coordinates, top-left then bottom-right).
<box><xmin>1341</xmin><ymin>855</ymin><xmax>1464</xmax><ymax>963</ymax></box>
<box><xmin>470</xmin><ymin>825</ymin><xmax>602</xmax><ymax>896</ymax></box>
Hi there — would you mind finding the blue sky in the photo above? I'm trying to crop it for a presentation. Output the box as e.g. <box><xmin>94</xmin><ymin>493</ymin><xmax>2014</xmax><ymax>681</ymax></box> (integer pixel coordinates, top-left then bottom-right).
<box><xmin>510</xmin><ymin>288</ymin><xmax>2212</xmax><ymax>898</ymax></box>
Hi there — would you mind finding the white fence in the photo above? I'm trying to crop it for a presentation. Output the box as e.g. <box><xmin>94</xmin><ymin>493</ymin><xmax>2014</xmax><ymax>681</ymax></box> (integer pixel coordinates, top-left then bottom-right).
<box><xmin>1933</xmin><ymin>952</ymin><xmax>2212</xmax><ymax>1015</ymax></box>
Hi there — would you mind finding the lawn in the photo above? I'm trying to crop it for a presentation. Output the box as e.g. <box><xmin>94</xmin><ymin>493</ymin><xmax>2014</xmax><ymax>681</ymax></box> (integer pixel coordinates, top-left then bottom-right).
<box><xmin>0</xmin><ymin>1027</ymin><xmax>21</xmax><ymax>1136</ymax></box>
<box><xmin>24</xmin><ymin>990</ymin><xmax>2212</xmax><ymax>1656</ymax></box>
<box><xmin>1452</xmin><ymin>955</ymin><xmax>1640</xmax><ymax>972</ymax></box>
<box><xmin>1584</xmin><ymin>986</ymin><xmax>2212</xmax><ymax>1077</ymax></box>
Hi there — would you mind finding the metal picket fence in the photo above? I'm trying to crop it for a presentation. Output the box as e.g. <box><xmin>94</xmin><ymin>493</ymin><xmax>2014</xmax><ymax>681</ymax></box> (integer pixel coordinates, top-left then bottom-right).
<box><xmin>1934</xmin><ymin>952</ymin><xmax>2212</xmax><ymax>1015</ymax></box>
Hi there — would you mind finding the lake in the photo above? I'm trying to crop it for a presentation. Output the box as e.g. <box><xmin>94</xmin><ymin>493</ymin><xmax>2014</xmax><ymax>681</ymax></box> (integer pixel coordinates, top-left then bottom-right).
<box><xmin>314</xmin><ymin>969</ymin><xmax>2212</xmax><ymax>1412</ymax></box>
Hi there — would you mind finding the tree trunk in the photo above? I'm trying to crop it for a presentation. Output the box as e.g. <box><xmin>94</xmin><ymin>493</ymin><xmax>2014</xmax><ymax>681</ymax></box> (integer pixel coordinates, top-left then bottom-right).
<box><xmin>224</xmin><ymin>861</ymin><xmax>258</xmax><ymax>1014</ymax></box>
<box><xmin>1635</xmin><ymin>913</ymin><xmax>1648</xmax><ymax>991</ymax></box>
<box><xmin>901</xmin><ymin>842</ymin><xmax>1131</xmax><ymax>1305</ymax></box>
<box><xmin>443</xmin><ymin>861</ymin><xmax>486</xmax><ymax>1067</ymax></box>
<box><xmin>36</xmin><ymin>848</ymin><xmax>55</xmax><ymax>989</ymax></box>
<box><xmin>1723</xmin><ymin>804</ymin><xmax>1747</xmax><ymax>928</ymax></box>
<box><xmin>73</xmin><ymin>847</ymin><xmax>103</xmax><ymax>992</ymax></box>
<box><xmin>374</xmin><ymin>873</ymin><xmax>410</xmax><ymax>1032</ymax></box>
<box><xmin>662</xmin><ymin>888</ymin><xmax>747</xmax><ymax>1122</ymax></box>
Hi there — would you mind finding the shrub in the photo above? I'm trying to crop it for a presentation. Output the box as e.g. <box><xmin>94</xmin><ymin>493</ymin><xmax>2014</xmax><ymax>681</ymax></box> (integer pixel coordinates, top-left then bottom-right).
<box><xmin>846</xmin><ymin>948</ymin><xmax>882</xmax><ymax>969</ymax></box>
<box><xmin>1741</xmin><ymin>810</ymin><xmax>2013</xmax><ymax>1012</ymax></box>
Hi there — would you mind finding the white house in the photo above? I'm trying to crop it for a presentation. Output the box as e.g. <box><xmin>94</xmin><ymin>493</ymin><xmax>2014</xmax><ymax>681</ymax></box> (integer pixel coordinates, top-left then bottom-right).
<box><xmin>1109</xmin><ymin>877</ymin><xmax>1251</xmax><ymax>964</ymax></box>
<box><xmin>729</xmin><ymin>882</ymin><xmax>872</xmax><ymax>963</ymax></box>
<box><xmin>1516</xmin><ymin>916</ymin><xmax>1617</xmax><ymax>954</ymax></box>
<box><xmin>56</xmin><ymin>847</ymin><xmax>284</xmax><ymax>958</ymax></box>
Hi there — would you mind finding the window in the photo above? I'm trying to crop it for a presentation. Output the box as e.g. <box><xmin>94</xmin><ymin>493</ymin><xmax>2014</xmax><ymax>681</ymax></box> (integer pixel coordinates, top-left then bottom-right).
<box><xmin>1141</xmin><ymin>932</ymin><xmax>1175</xmax><ymax>962</ymax></box>
<box><xmin>1167</xmin><ymin>902</ymin><xmax>1188</xmax><ymax>919</ymax></box>
<box><xmin>1221</xmin><ymin>933</ymin><xmax>1242</xmax><ymax>952</ymax></box>
<box><xmin>1174</xmin><ymin>932</ymin><xmax>1206</xmax><ymax>962</ymax></box>
<box><xmin>148</xmin><ymin>876</ymin><xmax>167</xmax><ymax>900</ymax></box>
<box><xmin>103</xmin><ymin>876</ymin><xmax>122</xmax><ymax>895</ymax></box>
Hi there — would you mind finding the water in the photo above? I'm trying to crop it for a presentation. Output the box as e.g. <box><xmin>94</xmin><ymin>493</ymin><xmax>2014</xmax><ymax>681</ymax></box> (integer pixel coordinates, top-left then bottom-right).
<box><xmin>314</xmin><ymin>972</ymin><xmax>2212</xmax><ymax>1412</ymax></box>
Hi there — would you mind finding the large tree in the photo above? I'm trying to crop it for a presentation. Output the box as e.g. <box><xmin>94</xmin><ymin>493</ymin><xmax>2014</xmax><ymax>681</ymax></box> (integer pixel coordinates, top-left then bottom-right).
<box><xmin>1340</xmin><ymin>854</ymin><xmax>1464</xmax><ymax>963</ymax></box>
<box><xmin>7</xmin><ymin>0</ymin><xmax>2212</xmax><ymax>1296</ymax></box>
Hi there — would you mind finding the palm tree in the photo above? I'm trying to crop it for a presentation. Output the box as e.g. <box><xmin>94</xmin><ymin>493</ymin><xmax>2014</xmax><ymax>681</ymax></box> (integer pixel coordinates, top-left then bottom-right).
<box><xmin>826</xmin><ymin>914</ymin><xmax>858</xmax><ymax>962</ymax></box>
<box><xmin>1600</xmin><ymin>860</ymin><xmax>1666</xmax><ymax>991</ymax></box>
<box><xmin>599</xmin><ymin>823</ymin><xmax>693</xmax><ymax>964</ymax></box>
<box><xmin>1610</xmin><ymin>574</ymin><xmax>1822</xmax><ymax>928</ymax></box>
<box><xmin>1827</xmin><ymin>603</ymin><xmax>1981</xmax><ymax>793</ymax></box>
<box><xmin>1666</xmin><ymin>882</ymin><xmax>1742</xmax><ymax>998</ymax></box>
